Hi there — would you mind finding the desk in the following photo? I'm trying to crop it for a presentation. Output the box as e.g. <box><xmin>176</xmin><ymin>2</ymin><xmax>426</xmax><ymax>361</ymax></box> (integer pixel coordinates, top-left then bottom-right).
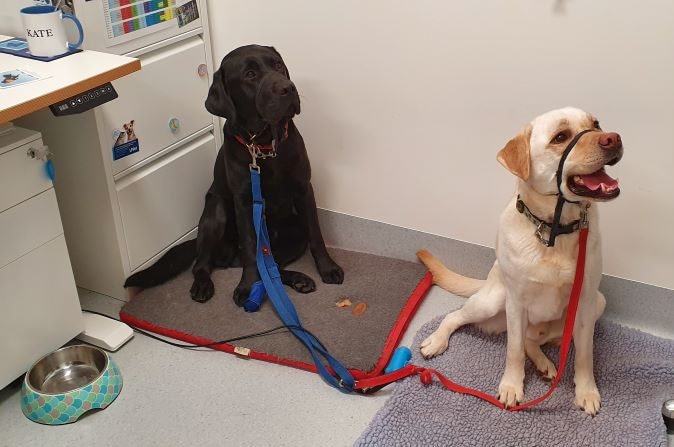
<box><xmin>0</xmin><ymin>36</ymin><xmax>140</xmax><ymax>124</ymax></box>
<box><xmin>0</xmin><ymin>38</ymin><xmax>140</xmax><ymax>389</ymax></box>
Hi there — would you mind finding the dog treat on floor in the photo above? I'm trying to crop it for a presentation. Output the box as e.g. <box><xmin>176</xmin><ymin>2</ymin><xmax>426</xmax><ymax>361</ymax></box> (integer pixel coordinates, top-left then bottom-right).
<box><xmin>351</xmin><ymin>303</ymin><xmax>368</xmax><ymax>317</ymax></box>
<box><xmin>335</xmin><ymin>297</ymin><xmax>353</xmax><ymax>308</ymax></box>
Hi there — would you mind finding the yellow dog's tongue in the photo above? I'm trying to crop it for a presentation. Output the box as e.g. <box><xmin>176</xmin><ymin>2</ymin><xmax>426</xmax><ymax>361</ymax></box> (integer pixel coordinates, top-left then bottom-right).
<box><xmin>580</xmin><ymin>169</ymin><xmax>618</xmax><ymax>191</ymax></box>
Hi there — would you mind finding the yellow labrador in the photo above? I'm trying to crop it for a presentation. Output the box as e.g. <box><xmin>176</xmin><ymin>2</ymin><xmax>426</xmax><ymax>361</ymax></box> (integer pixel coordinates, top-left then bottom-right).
<box><xmin>417</xmin><ymin>107</ymin><xmax>623</xmax><ymax>415</ymax></box>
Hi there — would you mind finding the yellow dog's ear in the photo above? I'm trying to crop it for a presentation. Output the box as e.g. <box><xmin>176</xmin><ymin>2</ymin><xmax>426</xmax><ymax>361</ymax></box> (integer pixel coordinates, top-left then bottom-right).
<box><xmin>497</xmin><ymin>125</ymin><xmax>532</xmax><ymax>180</ymax></box>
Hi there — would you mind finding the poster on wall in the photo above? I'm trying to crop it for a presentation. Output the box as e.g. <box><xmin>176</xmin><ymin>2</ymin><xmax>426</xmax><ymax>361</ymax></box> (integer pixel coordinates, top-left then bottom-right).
<box><xmin>102</xmin><ymin>0</ymin><xmax>180</xmax><ymax>47</ymax></box>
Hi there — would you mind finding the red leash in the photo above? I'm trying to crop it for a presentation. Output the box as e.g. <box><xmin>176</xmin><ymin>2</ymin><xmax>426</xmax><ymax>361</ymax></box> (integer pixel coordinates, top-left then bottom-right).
<box><xmin>356</xmin><ymin>228</ymin><xmax>589</xmax><ymax>411</ymax></box>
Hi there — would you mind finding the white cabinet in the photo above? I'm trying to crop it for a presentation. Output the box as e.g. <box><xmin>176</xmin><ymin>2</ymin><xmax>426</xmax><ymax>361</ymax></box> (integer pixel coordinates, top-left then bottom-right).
<box><xmin>117</xmin><ymin>133</ymin><xmax>216</xmax><ymax>270</ymax></box>
<box><xmin>0</xmin><ymin>188</ymin><xmax>63</xmax><ymax>268</ymax></box>
<box><xmin>16</xmin><ymin>3</ymin><xmax>219</xmax><ymax>300</ymax></box>
<box><xmin>0</xmin><ymin>126</ymin><xmax>83</xmax><ymax>389</ymax></box>
<box><xmin>104</xmin><ymin>36</ymin><xmax>213</xmax><ymax>175</ymax></box>
<box><xmin>0</xmin><ymin>127</ymin><xmax>53</xmax><ymax>213</ymax></box>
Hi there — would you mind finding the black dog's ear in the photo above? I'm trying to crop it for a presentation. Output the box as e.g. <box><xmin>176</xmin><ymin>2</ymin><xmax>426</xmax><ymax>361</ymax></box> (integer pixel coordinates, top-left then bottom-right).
<box><xmin>268</xmin><ymin>46</ymin><xmax>291</xmax><ymax>79</ymax></box>
<box><xmin>205</xmin><ymin>65</ymin><xmax>236</xmax><ymax>120</ymax></box>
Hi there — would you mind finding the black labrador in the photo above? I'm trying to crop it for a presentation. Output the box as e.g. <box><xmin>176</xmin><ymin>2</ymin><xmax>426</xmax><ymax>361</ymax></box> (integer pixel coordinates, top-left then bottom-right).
<box><xmin>124</xmin><ymin>45</ymin><xmax>344</xmax><ymax>305</ymax></box>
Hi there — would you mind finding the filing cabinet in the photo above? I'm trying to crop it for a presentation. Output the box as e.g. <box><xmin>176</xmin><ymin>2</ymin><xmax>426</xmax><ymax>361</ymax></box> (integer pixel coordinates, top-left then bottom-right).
<box><xmin>0</xmin><ymin>126</ymin><xmax>83</xmax><ymax>389</ymax></box>
<box><xmin>16</xmin><ymin>1</ymin><xmax>220</xmax><ymax>300</ymax></box>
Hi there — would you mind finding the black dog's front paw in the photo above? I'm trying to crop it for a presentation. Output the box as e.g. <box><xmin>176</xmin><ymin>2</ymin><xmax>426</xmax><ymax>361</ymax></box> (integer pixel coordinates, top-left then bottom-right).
<box><xmin>233</xmin><ymin>268</ymin><xmax>262</xmax><ymax>307</ymax></box>
<box><xmin>317</xmin><ymin>258</ymin><xmax>344</xmax><ymax>284</ymax></box>
<box><xmin>281</xmin><ymin>270</ymin><xmax>316</xmax><ymax>294</ymax></box>
<box><xmin>292</xmin><ymin>275</ymin><xmax>316</xmax><ymax>293</ymax></box>
<box><xmin>190</xmin><ymin>276</ymin><xmax>214</xmax><ymax>303</ymax></box>
<box><xmin>233</xmin><ymin>282</ymin><xmax>252</xmax><ymax>307</ymax></box>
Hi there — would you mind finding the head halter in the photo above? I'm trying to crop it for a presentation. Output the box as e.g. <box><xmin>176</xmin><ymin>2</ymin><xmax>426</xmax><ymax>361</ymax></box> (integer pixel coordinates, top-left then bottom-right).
<box><xmin>546</xmin><ymin>128</ymin><xmax>597</xmax><ymax>247</ymax></box>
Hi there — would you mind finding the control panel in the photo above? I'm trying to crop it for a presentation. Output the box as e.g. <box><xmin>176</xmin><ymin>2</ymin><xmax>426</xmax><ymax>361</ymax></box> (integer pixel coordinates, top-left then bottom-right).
<box><xmin>50</xmin><ymin>83</ymin><xmax>118</xmax><ymax>116</ymax></box>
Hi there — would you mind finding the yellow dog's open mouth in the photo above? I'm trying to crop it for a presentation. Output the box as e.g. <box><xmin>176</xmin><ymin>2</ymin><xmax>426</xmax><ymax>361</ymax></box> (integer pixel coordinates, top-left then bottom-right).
<box><xmin>568</xmin><ymin>168</ymin><xmax>620</xmax><ymax>200</ymax></box>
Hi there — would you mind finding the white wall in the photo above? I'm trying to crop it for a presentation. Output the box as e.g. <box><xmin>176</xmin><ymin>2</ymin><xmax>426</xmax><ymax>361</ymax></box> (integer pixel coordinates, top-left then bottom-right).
<box><xmin>206</xmin><ymin>0</ymin><xmax>674</xmax><ymax>291</ymax></box>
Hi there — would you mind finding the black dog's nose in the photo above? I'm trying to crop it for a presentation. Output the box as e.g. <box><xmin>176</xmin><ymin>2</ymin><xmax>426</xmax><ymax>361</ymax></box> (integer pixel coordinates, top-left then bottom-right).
<box><xmin>278</xmin><ymin>81</ymin><xmax>296</xmax><ymax>97</ymax></box>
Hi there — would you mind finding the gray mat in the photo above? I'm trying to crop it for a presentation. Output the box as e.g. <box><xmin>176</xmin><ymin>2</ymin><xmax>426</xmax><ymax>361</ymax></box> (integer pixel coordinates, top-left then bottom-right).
<box><xmin>121</xmin><ymin>248</ymin><xmax>429</xmax><ymax>374</ymax></box>
<box><xmin>356</xmin><ymin>316</ymin><xmax>674</xmax><ymax>446</ymax></box>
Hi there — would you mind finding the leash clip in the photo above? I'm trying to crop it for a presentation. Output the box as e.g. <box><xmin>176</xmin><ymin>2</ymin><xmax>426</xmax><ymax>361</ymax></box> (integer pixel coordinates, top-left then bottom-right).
<box><xmin>535</xmin><ymin>222</ymin><xmax>551</xmax><ymax>247</ymax></box>
<box><xmin>579</xmin><ymin>204</ymin><xmax>590</xmax><ymax>229</ymax></box>
<box><xmin>246</xmin><ymin>142</ymin><xmax>277</xmax><ymax>161</ymax></box>
<box><xmin>337</xmin><ymin>378</ymin><xmax>354</xmax><ymax>392</ymax></box>
<box><xmin>245</xmin><ymin>142</ymin><xmax>271</xmax><ymax>170</ymax></box>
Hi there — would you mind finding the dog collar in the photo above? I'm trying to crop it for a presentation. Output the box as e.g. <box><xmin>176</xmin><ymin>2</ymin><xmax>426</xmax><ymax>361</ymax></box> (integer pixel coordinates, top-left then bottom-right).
<box><xmin>235</xmin><ymin>122</ymin><xmax>289</xmax><ymax>160</ymax></box>
<box><xmin>516</xmin><ymin>195</ymin><xmax>588</xmax><ymax>246</ymax></box>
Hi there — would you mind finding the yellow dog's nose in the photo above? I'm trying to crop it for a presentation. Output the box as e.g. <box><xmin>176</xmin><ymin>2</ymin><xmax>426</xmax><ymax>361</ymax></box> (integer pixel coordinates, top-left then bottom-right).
<box><xmin>598</xmin><ymin>132</ymin><xmax>622</xmax><ymax>151</ymax></box>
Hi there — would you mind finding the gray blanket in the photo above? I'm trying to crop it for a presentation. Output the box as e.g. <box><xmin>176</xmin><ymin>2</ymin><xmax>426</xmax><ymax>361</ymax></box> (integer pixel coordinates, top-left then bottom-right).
<box><xmin>356</xmin><ymin>317</ymin><xmax>674</xmax><ymax>446</ymax></box>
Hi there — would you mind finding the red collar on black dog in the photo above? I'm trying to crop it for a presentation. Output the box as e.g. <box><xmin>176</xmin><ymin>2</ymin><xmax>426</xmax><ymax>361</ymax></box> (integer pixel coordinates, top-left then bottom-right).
<box><xmin>234</xmin><ymin>122</ymin><xmax>289</xmax><ymax>156</ymax></box>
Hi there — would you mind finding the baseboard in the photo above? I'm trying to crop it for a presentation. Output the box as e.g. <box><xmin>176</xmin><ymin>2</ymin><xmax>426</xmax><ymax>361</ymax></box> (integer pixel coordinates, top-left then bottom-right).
<box><xmin>318</xmin><ymin>209</ymin><xmax>674</xmax><ymax>340</ymax></box>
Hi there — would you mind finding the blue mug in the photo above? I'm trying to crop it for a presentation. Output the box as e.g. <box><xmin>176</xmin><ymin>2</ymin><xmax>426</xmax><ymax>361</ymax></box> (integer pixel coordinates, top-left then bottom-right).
<box><xmin>20</xmin><ymin>5</ymin><xmax>84</xmax><ymax>57</ymax></box>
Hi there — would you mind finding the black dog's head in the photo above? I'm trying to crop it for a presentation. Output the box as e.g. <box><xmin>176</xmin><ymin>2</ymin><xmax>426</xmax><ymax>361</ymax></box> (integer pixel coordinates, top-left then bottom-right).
<box><xmin>205</xmin><ymin>45</ymin><xmax>300</xmax><ymax>134</ymax></box>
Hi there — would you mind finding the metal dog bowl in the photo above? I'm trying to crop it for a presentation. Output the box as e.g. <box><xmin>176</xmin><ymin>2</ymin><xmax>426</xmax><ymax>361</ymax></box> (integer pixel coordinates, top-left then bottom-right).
<box><xmin>20</xmin><ymin>345</ymin><xmax>123</xmax><ymax>425</ymax></box>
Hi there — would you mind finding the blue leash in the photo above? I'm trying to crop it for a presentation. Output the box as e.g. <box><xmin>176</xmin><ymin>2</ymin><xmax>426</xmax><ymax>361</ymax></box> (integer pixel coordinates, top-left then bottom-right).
<box><xmin>246</xmin><ymin>165</ymin><xmax>355</xmax><ymax>393</ymax></box>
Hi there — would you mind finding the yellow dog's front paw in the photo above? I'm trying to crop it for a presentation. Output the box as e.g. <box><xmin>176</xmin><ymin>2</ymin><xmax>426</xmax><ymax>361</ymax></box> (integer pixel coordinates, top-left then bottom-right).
<box><xmin>419</xmin><ymin>332</ymin><xmax>449</xmax><ymax>359</ymax></box>
<box><xmin>575</xmin><ymin>386</ymin><xmax>601</xmax><ymax>416</ymax></box>
<box><xmin>497</xmin><ymin>378</ymin><xmax>524</xmax><ymax>408</ymax></box>
<box><xmin>534</xmin><ymin>357</ymin><xmax>557</xmax><ymax>381</ymax></box>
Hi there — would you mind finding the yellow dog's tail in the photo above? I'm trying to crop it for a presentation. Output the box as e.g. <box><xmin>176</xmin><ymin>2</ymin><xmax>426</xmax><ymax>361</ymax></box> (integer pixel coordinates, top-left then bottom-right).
<box><xmin>416</xmin><ymin>249</ymin><xmax>484</xmax><ymax>297</ymax></box>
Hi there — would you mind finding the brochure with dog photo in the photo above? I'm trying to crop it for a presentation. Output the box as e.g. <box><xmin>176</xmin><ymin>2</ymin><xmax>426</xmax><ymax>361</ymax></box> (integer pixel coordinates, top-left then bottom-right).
<box><xmin>0</xmin><ymin>69</ymin><xmax>43</xmax><ymax>89</ymax></box>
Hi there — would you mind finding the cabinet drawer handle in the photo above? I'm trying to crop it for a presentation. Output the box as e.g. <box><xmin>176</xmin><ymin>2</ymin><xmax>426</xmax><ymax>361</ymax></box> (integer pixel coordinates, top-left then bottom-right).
<box><xmin>26</xmin><ymin>146</ymin><xmax>55</xmax><ymax>181</ymax></box>
<box><xmin>197</xmin><ymin>64</ymin><xmax>208</xmax><ymax>78</ymax></box>
<box><xmin>27</xmin><ymin>145</ymin><xmax>50</xmax><ymax>161</ymax></box>
<box><xmin>168</xmin><ymin>117</ymin><xmax>181</xmax><ymax>132</ymax></box>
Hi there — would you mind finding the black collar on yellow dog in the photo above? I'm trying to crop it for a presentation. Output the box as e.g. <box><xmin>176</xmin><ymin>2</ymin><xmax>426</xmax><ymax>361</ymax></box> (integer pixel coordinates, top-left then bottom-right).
<box><xmin>516</xmin><ymin>196</ymin><xmax>588</xmax><ymax>246</ymax></box>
